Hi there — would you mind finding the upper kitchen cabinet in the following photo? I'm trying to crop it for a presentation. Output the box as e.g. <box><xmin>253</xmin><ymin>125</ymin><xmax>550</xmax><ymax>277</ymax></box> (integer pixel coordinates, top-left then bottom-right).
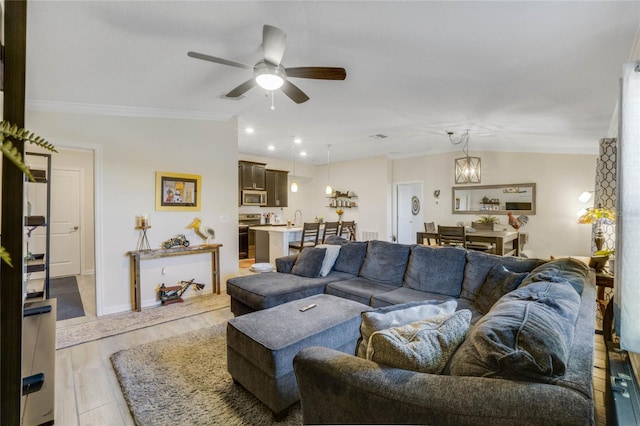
<box><xmin>239</xmin><ymin>161</ymin><xmax>267</xmax><ymax>190</ymax></box>
<box><xmin>266</xmin><ymin>169</ymin><xmax>289</xmax><ymax>207</ymax></box>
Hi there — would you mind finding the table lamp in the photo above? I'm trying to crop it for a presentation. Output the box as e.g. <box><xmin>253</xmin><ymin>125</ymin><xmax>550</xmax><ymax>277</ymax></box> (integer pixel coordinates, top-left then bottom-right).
<box><xmin>577</xmin><ymin>205</ymin><xmax>615</xmax><ymax>252</ymax></box>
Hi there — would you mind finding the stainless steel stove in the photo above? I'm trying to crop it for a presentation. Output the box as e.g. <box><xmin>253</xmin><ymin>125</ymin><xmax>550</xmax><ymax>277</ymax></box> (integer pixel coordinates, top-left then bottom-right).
<box><xmin>238</xmin><ymin>214</ymin><xmax>262</xmax><ymax>259</ymax></box>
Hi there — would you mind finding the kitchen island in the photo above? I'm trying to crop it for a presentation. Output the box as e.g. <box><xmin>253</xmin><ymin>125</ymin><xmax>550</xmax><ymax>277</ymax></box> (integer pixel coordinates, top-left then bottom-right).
<box><xmin>252</xmin><ymin>226</ymin><xmax>303</xmax><ymax>265</ymax></box>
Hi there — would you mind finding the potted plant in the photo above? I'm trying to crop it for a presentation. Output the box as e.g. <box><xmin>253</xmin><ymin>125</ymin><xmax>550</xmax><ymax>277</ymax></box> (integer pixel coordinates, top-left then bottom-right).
<box><xmin>0</xmin><ymin>121</ymin><xmax>57</xmax><ymax>266</ymax></box>
<box><xmin>476</xmin><ymin>214</ymin><xmax>501</xmax><ymax>225</ymax></box>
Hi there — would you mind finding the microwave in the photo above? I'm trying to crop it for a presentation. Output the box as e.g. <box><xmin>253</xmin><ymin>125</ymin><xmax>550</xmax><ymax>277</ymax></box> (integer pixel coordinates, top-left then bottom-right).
<box><xmin>242</xmin><ymin>190</ymin><xmax>267</xmax><ymax>206</ymax></box>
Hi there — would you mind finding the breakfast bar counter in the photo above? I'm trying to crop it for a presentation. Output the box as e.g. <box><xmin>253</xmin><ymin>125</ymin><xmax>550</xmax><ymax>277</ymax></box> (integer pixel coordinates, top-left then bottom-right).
<box><xmin>252</xmin><ymin>226</ymin><xmax>302</xmax><ymax>265</ymax></box>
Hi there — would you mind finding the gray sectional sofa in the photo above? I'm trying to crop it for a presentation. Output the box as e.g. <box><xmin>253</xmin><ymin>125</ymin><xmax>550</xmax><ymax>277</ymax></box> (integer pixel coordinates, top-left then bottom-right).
<box><xmin>226</xmin><ymin>237</ymin><xmax>596</xmax><ymax>425</ymax></box>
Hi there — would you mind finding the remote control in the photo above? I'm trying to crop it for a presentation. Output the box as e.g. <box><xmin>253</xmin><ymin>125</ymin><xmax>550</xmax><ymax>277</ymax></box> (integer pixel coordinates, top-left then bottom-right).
<box><xmin>300</xmin><ymin>303</ymin><xmax>316</xmax><ymax>312</ymax></box>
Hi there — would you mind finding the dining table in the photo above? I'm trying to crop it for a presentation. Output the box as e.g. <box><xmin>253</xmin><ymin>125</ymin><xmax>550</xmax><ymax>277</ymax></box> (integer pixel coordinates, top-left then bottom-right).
<box><xmin>416</xmin><ymin>229</ymin><xmax>525</xmax><ymax>256</ymax></box>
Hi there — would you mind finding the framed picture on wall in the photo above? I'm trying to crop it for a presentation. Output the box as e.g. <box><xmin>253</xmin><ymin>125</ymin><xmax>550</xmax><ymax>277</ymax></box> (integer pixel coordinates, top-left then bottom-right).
<box><xmin>155</xmin><ymin>171</ymin><xmax>201</xmax><ymax>211</ymax></box>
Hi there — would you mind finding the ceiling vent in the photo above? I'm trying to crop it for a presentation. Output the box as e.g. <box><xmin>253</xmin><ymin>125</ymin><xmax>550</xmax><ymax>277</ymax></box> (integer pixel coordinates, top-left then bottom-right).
<box><xmin>369</xmin><ymin>134</ymin><xmax>388</xmax><ymax>139</ymax></box>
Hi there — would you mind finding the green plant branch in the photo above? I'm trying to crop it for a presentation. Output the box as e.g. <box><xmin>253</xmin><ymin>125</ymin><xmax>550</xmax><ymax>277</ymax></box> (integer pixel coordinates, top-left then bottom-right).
<box><xmin>0</xmin><ymin>121</ymin><xmax>57</xmax><ymax>266</ymax></box>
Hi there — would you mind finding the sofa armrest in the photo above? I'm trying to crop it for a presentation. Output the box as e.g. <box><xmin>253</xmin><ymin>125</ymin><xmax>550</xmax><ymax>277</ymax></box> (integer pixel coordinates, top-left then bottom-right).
<box><xmin>293</xmin><ymin>346</ymin><xmax>593</xmax><ymax>425</ymax></box>
<box><xmin>275</xmin><ymin>254</ymin><xmax>298</xmax><ymax>273</ymax></box>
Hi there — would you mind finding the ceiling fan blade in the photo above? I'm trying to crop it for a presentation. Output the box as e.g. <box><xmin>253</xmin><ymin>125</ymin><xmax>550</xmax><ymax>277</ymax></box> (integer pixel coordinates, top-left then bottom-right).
<box><xmin>226</xmin><ymin>78</ymin><xmax>256</xmax><ymax>97</ymax></box>
<box><xmin>187</xmin><ymin>51</ymin><xmax>251</xmax><ymax>69</ymax></box>
<box><xmin>281</xmin><ymin>80</ymin><xmax>310</xmax><ymax>104</ymax></box>
<box><xmin>262</xmin><ymin>25</ymin><xmax>287</xmax><ymax>66</ymax></box>
<box><xmin>285</xmin><ymin>67</ymin><xmax>347</xmax><ymax>80</ymax></box>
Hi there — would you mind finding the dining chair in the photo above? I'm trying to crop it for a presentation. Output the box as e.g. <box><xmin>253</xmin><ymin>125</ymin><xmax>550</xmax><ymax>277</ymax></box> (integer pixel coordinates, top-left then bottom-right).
<box><xmin>289</xmin><ymin>222</ymin><xmax>321</xmax><ymax>254</ymax></box>
<box><xmin>339</xmin><ymin>221</ymin><xmax>357</xmax><ymax>241</ymax></box>
<box><xmin>422</xmin><ymin>222</ymin><xmax>438</xmax><ymax>245</ymax></box>
<box><xmin>322</xmin><ymin>221</ymin><xmax>340</xmax><ymax>243</ymax></box>
<box><xmin>468</xmin><ymin>221</ymin><xmax>495</xmax><ymax>253</ymax></box>
<box><xmin>437</xmin><ymin>225</ymin><xmax>466</xmax><ymax>248</ymax></box>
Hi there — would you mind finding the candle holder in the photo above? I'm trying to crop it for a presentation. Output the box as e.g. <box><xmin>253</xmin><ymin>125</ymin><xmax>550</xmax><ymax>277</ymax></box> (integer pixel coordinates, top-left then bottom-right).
<box><xmin>136</xmin><ymin>214</ymin><xmax>151</xmax><ymax>251</ymax></box>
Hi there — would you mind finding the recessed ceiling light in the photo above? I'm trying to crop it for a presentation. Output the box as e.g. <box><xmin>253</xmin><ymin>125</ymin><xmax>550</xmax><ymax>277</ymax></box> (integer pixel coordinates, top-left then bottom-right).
<box><xmin>267</xmin><ymin>145</ymin><xmax>275</xmax><ymax>151</ymax></box>
<box><xmin>245</xmin><ymin>127</ymin><xmax>255</xmax><ymax>134</ymax></box>
<box><xmin>300</xmin><ymin>151</ymin><xmax>307</xmax><ymax>156</ymax></box>
<box><xmin>293</xmin><ymin>137</ymin><xmax>302</xmax><ymax>144</ymax></box>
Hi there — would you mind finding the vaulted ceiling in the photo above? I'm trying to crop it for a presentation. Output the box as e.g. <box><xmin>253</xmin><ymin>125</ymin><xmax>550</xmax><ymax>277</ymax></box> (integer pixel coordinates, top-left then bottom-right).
<box><xmin>24</xmin><ymin>1</ymin><xmax>640</xmax><ymax>164</ymax></box>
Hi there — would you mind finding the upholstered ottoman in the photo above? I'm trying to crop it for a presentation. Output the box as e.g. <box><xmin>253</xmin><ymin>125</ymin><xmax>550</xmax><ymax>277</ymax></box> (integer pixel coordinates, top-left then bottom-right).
<box><xmin>226</xmin><ymin>294</ymin><xmax>372</xmax><ymax>419</ymax></box>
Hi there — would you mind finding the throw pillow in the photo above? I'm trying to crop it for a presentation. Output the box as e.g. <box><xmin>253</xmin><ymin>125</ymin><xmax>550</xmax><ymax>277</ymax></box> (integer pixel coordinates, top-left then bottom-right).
<box><xmin>357</xmin><ymin>299</ymin><xmax>457</xmax><ymax>358</ymax></box>
<box><xmin>315</xmin><ymin>244</ymin><xmax>341</xmax><ymax>277</ymax></box>
<box><xmin>366</xmin><ymin>310</ymin><xmax>472</xmax><ymax>374</ymax></box>
<box><xmin>460</xmin><ymin>250</ymin><xmax>547</xmax><ymax>300</ymax></box>
<box><xmin>449</xmin><ymin>279</ymin><xmax>581</xmax><ymax>383</ymax></box>
<box><xmin>291</xmin><ymin>247</ymin><xmax>327</xmax><ymax>278</ymax></box>
<box><xmin>473</xmin><ymin>264</ymin><xmax>528</xmax><ymax>314</ymax></box>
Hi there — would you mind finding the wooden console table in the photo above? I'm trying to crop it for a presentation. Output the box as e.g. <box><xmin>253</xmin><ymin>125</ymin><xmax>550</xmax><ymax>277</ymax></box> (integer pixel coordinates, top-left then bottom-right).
<box><xmin>128</xmin><ymin>244</ymin><xmax>222</xmax><ymax>312</ymax></box>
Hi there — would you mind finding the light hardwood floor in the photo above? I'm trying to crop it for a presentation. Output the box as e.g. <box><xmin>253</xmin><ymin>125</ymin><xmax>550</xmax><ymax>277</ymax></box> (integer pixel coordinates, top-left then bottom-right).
<box><xmin>55</xmin><ymin>273</ymin><xmax>608</xmax><ymax>425</ymax></box>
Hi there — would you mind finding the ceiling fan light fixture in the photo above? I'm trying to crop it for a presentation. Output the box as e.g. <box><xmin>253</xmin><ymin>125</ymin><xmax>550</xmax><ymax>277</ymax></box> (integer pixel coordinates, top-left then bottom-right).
<box><xmin>255</xmin><ymin>62</ymin><xmax>286</xmax><ymax>91</ymax></box>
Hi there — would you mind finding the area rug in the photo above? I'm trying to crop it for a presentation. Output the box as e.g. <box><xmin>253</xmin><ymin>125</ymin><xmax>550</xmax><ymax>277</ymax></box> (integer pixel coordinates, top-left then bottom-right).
<box><xmin>49</xmin><ymin>276</ymin><xmax>86</xmax><ymax>321</ymax></box>
<box><xmin>111</xmin><ymin>325</ymin><xmax>302</xmax><ymax>426</ymax></box>
<box><xmin>56</xmin><ymin>294</ymin><xmax>230</xmax><ymax>349</ymax></box>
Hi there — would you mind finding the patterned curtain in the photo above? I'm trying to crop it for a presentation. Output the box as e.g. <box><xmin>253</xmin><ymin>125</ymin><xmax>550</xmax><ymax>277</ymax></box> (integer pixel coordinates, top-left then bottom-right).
<box><xmin>593</xmin><ymin>138</ymin><xmax>616</xmax><ymax>254</ymax></box>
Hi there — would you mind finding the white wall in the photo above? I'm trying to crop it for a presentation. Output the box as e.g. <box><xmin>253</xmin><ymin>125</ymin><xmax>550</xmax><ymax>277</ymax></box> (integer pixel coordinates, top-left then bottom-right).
<box><xmin>393</xmin><ymin>151</ymin><xmax>598</xmax><ymax>258</ymax></box>
<box><xmin>235</xmin><ymin>149</ymin><xmax>597</xmax><ymax>259</ymax></box>
<box><xmin>26</xmin><ymin>110</ymin><xmax>238</xmax><ymax>315</ymax></box>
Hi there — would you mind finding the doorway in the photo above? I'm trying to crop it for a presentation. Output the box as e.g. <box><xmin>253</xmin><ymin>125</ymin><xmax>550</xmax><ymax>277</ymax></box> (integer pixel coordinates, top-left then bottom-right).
<box><xmin>396</xmin><ymin>182</ymin><xmax>423</xmax><ymax>245</ymax></box>
<box><xmin>50</xmin><ymin>147</ymin><xmax>96</xmax><ymax>321</ymax></box>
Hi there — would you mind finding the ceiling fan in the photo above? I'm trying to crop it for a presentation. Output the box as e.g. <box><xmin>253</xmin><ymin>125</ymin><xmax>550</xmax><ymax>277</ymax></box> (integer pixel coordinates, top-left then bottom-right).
<box><xmin>187</xmin><ymin>25</ymin><xmax>346</xmax><ymax>104</ymax></box>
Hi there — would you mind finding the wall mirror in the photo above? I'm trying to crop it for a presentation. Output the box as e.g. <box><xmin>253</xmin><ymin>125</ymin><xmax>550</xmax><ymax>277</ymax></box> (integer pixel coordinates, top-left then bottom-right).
<box><xmin>452</xmin><ymin>183</ymin><xmax>536</xmax><ymax>215</ymax></box>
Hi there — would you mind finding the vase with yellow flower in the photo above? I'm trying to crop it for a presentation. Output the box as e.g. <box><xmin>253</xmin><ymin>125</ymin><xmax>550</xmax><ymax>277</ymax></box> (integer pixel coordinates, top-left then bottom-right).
<box><xmin>336</xmin><ymin>209</ymin><xmax>344</xmax><ymax>221</ymax></box>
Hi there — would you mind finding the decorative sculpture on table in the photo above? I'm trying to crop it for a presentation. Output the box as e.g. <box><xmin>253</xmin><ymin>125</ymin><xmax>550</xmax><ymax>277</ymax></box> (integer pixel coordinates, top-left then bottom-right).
<box><xmin>163</xmin><ymin>234</ymin><xmax>190</xmax><ymax>249</ymax></box>
<box><xmin>188</xmin><ymin>217</ymin><xmax>216</xmax><ymax>244</ymax></box>
<box><xmin>507</xmin><ymin>212</ymin><xmax>529</xmax><ymax>231</ymax></box>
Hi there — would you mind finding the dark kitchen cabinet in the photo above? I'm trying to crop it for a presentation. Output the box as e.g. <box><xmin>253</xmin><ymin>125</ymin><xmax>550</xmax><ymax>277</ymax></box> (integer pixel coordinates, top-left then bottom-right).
<box><xmin>266</xmin><ymin>169</ymin><xmax>289</xmax><ymax>207</ymax></box>
<box><xmin>239</xmin><ymin>161</ymin><xmax>266</xmax><ymax>190</ymax></box>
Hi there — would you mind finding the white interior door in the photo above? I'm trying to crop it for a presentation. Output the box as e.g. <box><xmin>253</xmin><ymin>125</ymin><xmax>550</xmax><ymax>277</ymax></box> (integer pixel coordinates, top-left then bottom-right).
<box><xmin>397</xmin><ymin>183</ymin><xmax>423</xmax><ymax>244</ymax></box>
<box><xmin>49</xmin><ymin>169</ymin><xmax>81</xmax><ymax>277</ymax></box>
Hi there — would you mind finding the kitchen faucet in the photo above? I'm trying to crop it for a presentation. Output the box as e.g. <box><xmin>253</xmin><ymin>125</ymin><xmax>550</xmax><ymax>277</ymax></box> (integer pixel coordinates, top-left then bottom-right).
<box><xmin>294</xmin><ymin>210</ymin><xmax>302</xmax><ymax>226</ymax></box>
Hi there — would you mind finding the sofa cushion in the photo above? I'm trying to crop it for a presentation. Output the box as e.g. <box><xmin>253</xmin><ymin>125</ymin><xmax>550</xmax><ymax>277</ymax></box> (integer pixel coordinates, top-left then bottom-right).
<box><xmin>359</xmin><ymin>240</ymin><xmax>412</xmax><ymax>286</ymax></box>
<box><xmin>473</xmin><ymin>264</ymin><xmax>528</xmax><ymax>314</ymax></box>
<box><xmin>366</xmin><ymin>310</ymin><xmax>471</xmax><ymax>374</ymax></box>
<box><xmin>449</xmin><ymin>279</ymin><xmax>581</xmax><ymax>383</ymax></box>
<box><xmin>325</xmin><ymin>277</ymin><xmax>399</xmax><ymax>306</ymax></box>
<box><xmin>291</xmin><ymin>247</ymin><xmax>327</xmax><ymax>278</ymax></box>
<box><xmin>333</xmin><ymin>241</ymin><xmax>368</xmax><ymax>275</ymax></box>
<box><xmin>316</xmin><ymin>244</ymin><xmax>341</xmax><ymax>277</ymax></box>
<box><xmin>356</xmin><ymin>299</ymin><xmax>457</xmax><ymax>358</ymax></box>
<box><xmin>371</xmin><ymin>287</ymin><xmax>453</xmax><ymax>308</ymax></box>
<box><xmin>404</xmin><ymin>245</ymin><xmax>466</xmax><ymax>296</ymax></box>
<box><xmin>520</xmin><ymin>257</ymin><xmax>589</xmax><ymax>294</ymax></box>
<box><xmin>227</xmin><ymin>271</ymin><xmax>355</xmax><ymax>312</ymax></box>
<box><xmin>461</xmin><ymin>250</ymin><xmax>547</xmax><ymax>300</ymax></box>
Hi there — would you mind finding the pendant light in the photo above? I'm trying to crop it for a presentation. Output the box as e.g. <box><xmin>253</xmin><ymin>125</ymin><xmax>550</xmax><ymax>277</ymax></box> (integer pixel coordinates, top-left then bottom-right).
<box><xmin>448</xmin><ymin>130</ymin><xmax>481</xmax><ymax>184</ymax></box>
<box><xmin>290</xmin><ymin>141</ymin><xmax>298</xmax><ymax>193</ymax></box>
<box><xmin>325</xmin><ymin>144</ymin><xmax>333</xmax><ymax>195</ymax></box>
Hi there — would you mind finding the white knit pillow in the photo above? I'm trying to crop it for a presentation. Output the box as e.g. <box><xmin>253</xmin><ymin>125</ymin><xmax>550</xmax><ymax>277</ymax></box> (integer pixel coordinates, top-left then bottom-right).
<box><xmin>366</xmin><ymin>309</ymin><xmax>472</xmax><ymax>374</ymax></box>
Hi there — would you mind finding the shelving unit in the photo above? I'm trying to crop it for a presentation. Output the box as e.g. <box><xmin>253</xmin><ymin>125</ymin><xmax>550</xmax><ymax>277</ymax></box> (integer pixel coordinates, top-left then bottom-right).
<box><xmin>24</xmin><ymin>152</ymin><xmax>52</xmax><ymax>301</ymax></box>
<box><xmin>327</xmin><ymin>190</ymin><xmax>358</xmax><ymax>208</ymax></box>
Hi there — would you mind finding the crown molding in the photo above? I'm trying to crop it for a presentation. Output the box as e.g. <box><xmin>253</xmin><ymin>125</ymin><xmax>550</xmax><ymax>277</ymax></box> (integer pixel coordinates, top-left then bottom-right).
<box><xmin>26</xmin><ymin>100</ymin><xmax>232</xmax><ymax>122</ymax></box>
